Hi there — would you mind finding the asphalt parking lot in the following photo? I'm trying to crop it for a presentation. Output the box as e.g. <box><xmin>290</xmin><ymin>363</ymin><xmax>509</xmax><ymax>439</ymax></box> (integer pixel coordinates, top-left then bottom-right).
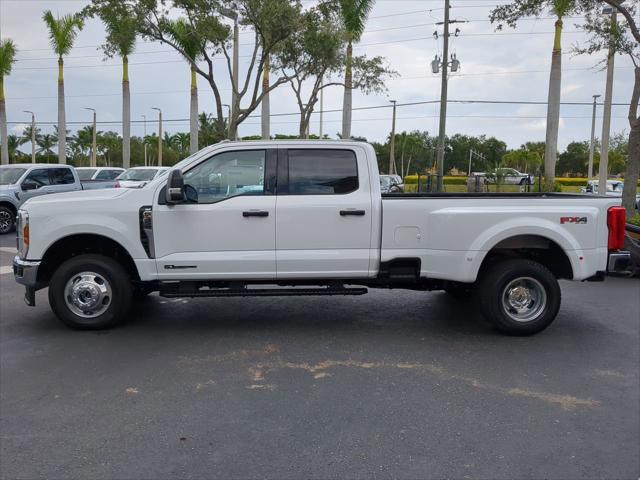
<box><xmin>0</xmin><ymin>233</ymin><xmax>638</xmax><ymax>480</ymax></box>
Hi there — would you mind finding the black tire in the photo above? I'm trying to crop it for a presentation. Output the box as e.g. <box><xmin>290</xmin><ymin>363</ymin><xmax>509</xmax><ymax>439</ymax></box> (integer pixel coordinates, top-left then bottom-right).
<box><xmin>443</xmin><ymin>282</ymin><xmax>473</xmax><ymax>300</ymax></box>
<box><xmin>519</xmin><ymin>177</ymin><xmax>531</xmax><ymax>186</ymax></box>
<box><xmin>48</xmin><ymin>254</ymin><xmax>132</xmax><ymax>330</ymax></box>
<box><xmin>133</xmin><ymin>285</ymin><xmax>154</xmax><ymax>300</ymax></box>
<box><xmin>475</xmin><ymin>258</ymin><xmax>561</xmax><ymax>336</ymax></box>
<box><xmin>0</xmin><ymin>206</ymin><xmax>15</xmax><ymax>234</ymax></box>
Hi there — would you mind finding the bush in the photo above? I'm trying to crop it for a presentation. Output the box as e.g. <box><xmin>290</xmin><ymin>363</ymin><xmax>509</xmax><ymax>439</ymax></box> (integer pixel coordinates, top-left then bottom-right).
<box><xmin>628</xmin><ymin>213</ymin><xmax>640</xmax><ymax>227</ymax></box>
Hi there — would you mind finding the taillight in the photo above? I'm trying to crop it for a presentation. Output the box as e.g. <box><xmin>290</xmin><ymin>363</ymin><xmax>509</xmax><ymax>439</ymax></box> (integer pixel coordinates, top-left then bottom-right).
<box><xmin>607</xmin><ymin>206</ymin><xmax>626</xmax><ymax>250</ymax></box>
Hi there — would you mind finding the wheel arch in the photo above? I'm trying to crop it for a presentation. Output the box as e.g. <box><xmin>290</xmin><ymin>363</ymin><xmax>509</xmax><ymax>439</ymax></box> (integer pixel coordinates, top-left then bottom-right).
<box><xmin>477</xmin><ymin>234</ymin><xmax>574</xmax><ymax>280</ymax></box>
<box><xmin>37</xmin><ymin>233</ymin><xmax>140</xmax><ymax>284</ymax></box>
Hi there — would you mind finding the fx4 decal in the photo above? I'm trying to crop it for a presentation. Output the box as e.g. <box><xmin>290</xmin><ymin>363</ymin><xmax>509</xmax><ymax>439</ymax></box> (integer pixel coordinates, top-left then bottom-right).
<box><xmin>560</xmin><ymin>216</ymin><xmax>587</xmax><ymax>225</ymax></box>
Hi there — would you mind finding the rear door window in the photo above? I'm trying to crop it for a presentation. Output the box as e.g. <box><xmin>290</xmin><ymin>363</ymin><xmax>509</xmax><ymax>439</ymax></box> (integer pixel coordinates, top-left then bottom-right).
<box><xmin>50</xmin><ymin>168</ymin><xmax>75</xmax><ymax>185</ymax></box>
<box><xmin>286</xmin><ymin>149</ymin><xmax>358</xmax><ymax>195</ymax></box>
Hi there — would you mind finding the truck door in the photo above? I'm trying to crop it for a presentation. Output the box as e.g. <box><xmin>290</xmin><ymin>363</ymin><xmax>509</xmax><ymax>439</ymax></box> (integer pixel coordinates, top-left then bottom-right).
<box><xmin>18</xmin><ymin>168</ymin><xmax>52</xmax><ymax>204</ymax></box>
<box><xmin>275</xmin><ymin>147</ymin><xmax>373</xmax><ymax>279</ymax></box>
<box><xmin>48</xmin><ymin>167</ymin><xmax>81</xmax><ymax>194</ymax></box>
<box><xmin>152</xmin><ymin>148</ymin><xmax>278</xmax><ymax>280</ymax></box>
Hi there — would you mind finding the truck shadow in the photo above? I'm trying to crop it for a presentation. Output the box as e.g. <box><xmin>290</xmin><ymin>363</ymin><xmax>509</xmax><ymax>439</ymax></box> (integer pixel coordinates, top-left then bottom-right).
<box><xmin>125</xmin><ymin>290</ymin><xmax>494</xmax><ymax>338</ymax></box>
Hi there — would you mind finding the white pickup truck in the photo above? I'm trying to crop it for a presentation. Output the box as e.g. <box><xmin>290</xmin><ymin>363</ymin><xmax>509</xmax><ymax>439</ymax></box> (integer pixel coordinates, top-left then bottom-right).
<box><xmin>13</xmin><ymin>141</ymin><xmax>630</xmax><ymax>335</ymax></box>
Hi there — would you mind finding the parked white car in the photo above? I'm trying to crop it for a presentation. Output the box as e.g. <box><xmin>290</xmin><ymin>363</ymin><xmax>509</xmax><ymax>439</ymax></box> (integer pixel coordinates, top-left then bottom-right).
<box><xmin>116</xmin><ymin>167</ymin><xmax>169</xmax><ymax>188</ymax></box>
<box><xmin>13</xmin><ymin>140</ymin><xmax>630</xmax><ymax>335</ymax></box>
<box><xmin>484</xmin><ymin>168</ymin><xmax>535</xmax><ymax>185</ymax></box>
<box><xmin>76</xmin><ymin>167</ymin><xmax>125</xmax><ymax>181</ymax></box>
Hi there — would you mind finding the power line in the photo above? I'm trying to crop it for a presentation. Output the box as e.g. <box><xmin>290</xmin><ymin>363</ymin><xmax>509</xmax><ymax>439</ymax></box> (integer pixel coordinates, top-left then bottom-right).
<box><xmin>6</xmin><ymin>98</ymin><xmax>632</xmax><ymax>125</ymax></box>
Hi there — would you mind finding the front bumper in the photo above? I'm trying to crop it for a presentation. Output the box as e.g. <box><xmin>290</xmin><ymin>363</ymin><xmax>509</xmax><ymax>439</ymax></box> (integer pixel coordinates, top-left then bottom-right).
<box><xmin>13</xmin><ymin>256</ymin><xmax>41</xmax><ymax>306</ymax></box>
<box><xmin>607</xmin><ymin>251</ymin><xmax>631</xmax><ymax>273</ymax></box>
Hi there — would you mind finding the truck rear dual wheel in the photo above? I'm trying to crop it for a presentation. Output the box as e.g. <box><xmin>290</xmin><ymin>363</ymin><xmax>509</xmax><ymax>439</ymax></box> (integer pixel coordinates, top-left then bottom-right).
<box><xmin>48</xmin><ymin>254</ymin><xmax>132</xmax><ymax>330</ymax></box>
<box><xmin>476</xmin><ymin>259</ymin><xmax>561</xmax><ymax>336</ymax></box>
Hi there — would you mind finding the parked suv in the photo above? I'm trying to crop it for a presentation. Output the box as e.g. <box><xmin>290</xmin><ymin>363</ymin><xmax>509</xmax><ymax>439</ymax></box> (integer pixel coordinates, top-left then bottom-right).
<box><xmin>0</xmin><ymin>164</ymin><xmax>81</xmax><ymax>234</ymax></box>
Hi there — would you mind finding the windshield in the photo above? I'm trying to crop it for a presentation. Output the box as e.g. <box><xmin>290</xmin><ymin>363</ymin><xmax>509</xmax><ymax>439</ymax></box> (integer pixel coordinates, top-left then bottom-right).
<box><xmin>76</xmin><ymin>169</ymin><xmax>97</xmax><ymax>180</ymax></box>
<box><xmin>118</xmin><ymin>169</ymin><xmax>159</xmax><ymax>181</ymax></box>
<box><xmin>0</xmin><ymin>167</ymin><xmax>27</xmax><ymax>185</ymax></box>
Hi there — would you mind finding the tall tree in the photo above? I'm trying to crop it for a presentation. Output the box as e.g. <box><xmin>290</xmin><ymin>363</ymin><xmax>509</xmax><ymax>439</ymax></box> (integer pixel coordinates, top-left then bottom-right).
<box><xmin>277</xmin><ymin>4</ymin><xmax>393</xmax><ymax>138</ymax></box>
<box><xmin>574</xmin><ymin>0</ymin><xmax>639</xmax><ymax>217</ymax></box>
<box><xmin>21</xmin><ymin>124</ymin><xmax>42</xmax><ymax>157</ymax></box>
<box><xmin>92</xmin><ymin>0</ymin><xmax>304</xmax><ymax>139</ymax></box>
<box><xmin>84</xmin><ymin>2</ymin><xmax>136</xmax><ymax>169</ymax></box>
<box><xmin>491</xmin><ymin>0</ymin><xmax>577</xmax><ymax>187</ymax></box>
<box><xmin>338</xmin><ymin>0</ymin><xmax>374</xmax><ymax>140</ymax></box>
<box><xmin>0</xmin><ymin>39</ymin><xmax>17</xmax><ymax>165</ymax></box>
<box><xmin>42</xmin><ymin>11</ymin><xmax>84</xmax><ymax>164</ymax></box>
<box><xmin>164</xmin><ymin>18</ymin><xmax>201</xmax><ymax>154</ymax></box>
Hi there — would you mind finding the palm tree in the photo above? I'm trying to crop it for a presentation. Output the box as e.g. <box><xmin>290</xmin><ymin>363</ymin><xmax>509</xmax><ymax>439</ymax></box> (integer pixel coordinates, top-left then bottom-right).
<box><xmin>7</xmin><ymin>134</ymin><xmax>22</xmax><ymax>162</ymax></box>
<box><xmin>37</xmin><ymin>134</ymin><xmax>57</xmax><ymax>159</ymax></box>
<box><xmin>92</xmin><ymin>5</ymin><xmax>136</xmax><ymax>169</ymax></box>
<box><xmin>543</xmin><ymin>0</ymin><xmax>574</xmax><ymax>186</ymax></box>
<box><xmin>42</xmin><ymin>10</ymin><xmax>84</xmax><ymax>164</ymax></box>
<box><xmin>165</xmin><ymin>18</ymin><xmax>201</xmax><ymax>154</ymax></box>
<box><xmin>0</xmin><ymin>39</ymin><xmax>17</xmax><ymax>165</ymax></box>
<box><xmin>22</xmin><ymin>124</ymin><xmax>42</xmax><ymax>158</ymax></box>
<box><xmin>338</xmin><ymin>0</ymin><xmax>374</xmax><ymax>140</ymax></box>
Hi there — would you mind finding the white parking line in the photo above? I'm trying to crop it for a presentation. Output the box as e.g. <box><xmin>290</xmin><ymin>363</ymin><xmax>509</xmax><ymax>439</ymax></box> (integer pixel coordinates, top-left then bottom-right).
<box><xmin>0</xmin><ymin>266</ymin><xmax>12</xmax><ymax>275</ymax></box>
<box><xmin>0</xmin><ymin>247</ymin><xmax>16</xmax><ymax>254</ymax></box>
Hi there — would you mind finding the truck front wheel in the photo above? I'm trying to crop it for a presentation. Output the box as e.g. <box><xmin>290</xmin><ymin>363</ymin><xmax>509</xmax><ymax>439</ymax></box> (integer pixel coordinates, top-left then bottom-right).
<box><xmin>48</xmin><ymin>254</ymin><xmax>133</xmax><ymax>330</ymax></box>
<box><xmin>0</xmin><ymin>206</ymin><xmax>15</xmax><ymax>234</ymax></box>
<box><xmin>476</xmin><ymin>259</ymin><xmax>561</xmax><ymax>335</ymax></box>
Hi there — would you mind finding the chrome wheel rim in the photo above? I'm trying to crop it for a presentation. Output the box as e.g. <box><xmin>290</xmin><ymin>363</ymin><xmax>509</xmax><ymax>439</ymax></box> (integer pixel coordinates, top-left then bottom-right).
<box><xmin>501</xmin><ymin>277</ymin><xmax>547</xmax><ymax>323</ymax></box>
<box><xmin>64</xmin><ymin>271</ymin><xmax>112</xmax><ymax>318</ymax></box>
<box><xmin>0</xmin><ymin>210</ymin><xmax>12</xmax><ymax>233</ymax></box>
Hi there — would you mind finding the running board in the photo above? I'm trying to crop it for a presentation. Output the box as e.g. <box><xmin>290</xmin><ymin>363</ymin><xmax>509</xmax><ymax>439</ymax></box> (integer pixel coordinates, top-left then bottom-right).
<box><xmin>159</xmin><ymin>285</ymin><xmax>368</xmax><ymax>298</ymax></box>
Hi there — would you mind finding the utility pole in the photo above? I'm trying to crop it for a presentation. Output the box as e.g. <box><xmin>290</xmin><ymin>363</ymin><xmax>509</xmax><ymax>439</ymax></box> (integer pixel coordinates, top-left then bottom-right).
<box><xmin>84</xmin><ymin>107</ymin><xmax>97</xmax><ymax>167</ymax></box>
<box><xmin>23</xmin><ymin>110</ymin><xmax>36</xmax><ymax>163</ymax></box>
<box><xmin>598</xmin><ymin>6</ymin><xmax>617</xmax><ymax>195</ymax></box>
<box><xmin>141</xmin><ymin>114</ymin><xmax>147</xmax><ymax>166</ymax></box>
<box><xmin>152</xmin><ymin>107</ymin><xmax>162</xmax><ymax>167</ymax></box>
<box><xmin>389</xmin><ymin>100</ymin><xmax>397</xmax><ymax>175</ymax></box>
<box><xmin>433</xmin><ymin>0</ymin><xmax>464</xmax><ymax>191</ymax></box>
<box><xmin>588</xmin><ymin>94</ymin><xmax>600</xmax><ymax>179</ymax></box>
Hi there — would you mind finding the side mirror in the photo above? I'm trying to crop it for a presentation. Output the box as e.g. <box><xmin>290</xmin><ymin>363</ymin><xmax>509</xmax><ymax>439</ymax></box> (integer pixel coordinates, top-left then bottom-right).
<box><xmin>165</xmin><ymin>169</ymin><xmax>185</xmax><ymax>204</ymax></box>
<box><xmin>22</xmin><ymin>180</ymin><xmax>39</xmax><ymax>191</ymax></box>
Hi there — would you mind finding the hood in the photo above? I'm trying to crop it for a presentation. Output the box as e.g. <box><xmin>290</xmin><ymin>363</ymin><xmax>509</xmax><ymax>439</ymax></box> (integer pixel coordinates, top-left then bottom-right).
<box><xmin>0</xmin><ymin>184</ymin><xmax>18</xmax><ymax>194</ymax></box>
<box><xmin>23</xmin><ymin>187</ymin><xmax>130</xmax><ymax>207</ymax></box>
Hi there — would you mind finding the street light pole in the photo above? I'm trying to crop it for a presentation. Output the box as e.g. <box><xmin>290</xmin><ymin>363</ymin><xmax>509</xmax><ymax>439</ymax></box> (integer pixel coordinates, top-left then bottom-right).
<box><xmin>152</xmin><ymin>107</ymin><xmax>162</xmax><ymax>166</ymax></box>
<box><xmin>588</xmin><ymin>94</ymin><xmax>600</xmax><ymax>179</ymax></box>
<box><xmin>84</xmin><ymin>107</ymin><xmax>97</xmax><ymax>167</ymax></box>
<box><xmin>389</xmin><ymin>100</ymin><xmax>397</xmax><ymax>175</ymax></box>
<box><xmin>23</xmin><ymin>110</ymin><xmax>36</xmax><ymax>163</ymax></box>
<box><xmin>598</xmin><ymin>7</ymin><xmax>617</xmax><ymax>195</ymax></box>
<box><xmin>223</xmin><ymin>104</ymin><xmax>231</xmax><ymax>139</ymax></box>
<box><xmin>141</xmin><ymin>114</ymin><xmax>147</xmax><ymax>166</ymax></box>
<box><xmin>319</xmin><ymin>77</ymin><xmax>324</xmax><ymax>139</ymax></box>
<box><xmin>221</xmin><ymin>6</ymin><xmax>239</xmax><ymax>140</ymax></box>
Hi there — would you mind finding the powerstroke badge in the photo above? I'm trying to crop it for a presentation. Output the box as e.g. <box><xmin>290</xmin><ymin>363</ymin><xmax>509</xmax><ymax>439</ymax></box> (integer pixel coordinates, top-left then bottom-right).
<box><xmin>560</xmin><ymin>216</ymin><xmax>588</xmax><ymax>225</ymax></box>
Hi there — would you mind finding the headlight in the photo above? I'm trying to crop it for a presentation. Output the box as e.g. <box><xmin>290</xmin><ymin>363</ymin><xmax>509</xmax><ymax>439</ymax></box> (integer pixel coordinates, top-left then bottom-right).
<box><xmin>16</xmin><ymin>210</ymin><xmax>29</xmax><ymax>258</ymax></box>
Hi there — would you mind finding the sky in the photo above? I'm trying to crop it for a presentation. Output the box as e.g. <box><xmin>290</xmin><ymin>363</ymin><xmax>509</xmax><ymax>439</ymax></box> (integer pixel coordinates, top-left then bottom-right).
<box><xmin>0</xmin><ymin>0</ymin><xmax>636</xmax><ymax>153</ymax></box>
